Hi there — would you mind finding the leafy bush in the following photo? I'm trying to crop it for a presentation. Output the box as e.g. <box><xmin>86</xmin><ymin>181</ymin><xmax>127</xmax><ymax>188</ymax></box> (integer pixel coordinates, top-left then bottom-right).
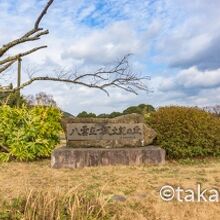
<box><xmin>146</xmin><ymin>106</ymin><xmax>220</xmax><ymax>159</ymax></box>
<box><xmin>0</xmin><ymin>105</ymin><xmax>62</xmax><ymax>162</ymax></box>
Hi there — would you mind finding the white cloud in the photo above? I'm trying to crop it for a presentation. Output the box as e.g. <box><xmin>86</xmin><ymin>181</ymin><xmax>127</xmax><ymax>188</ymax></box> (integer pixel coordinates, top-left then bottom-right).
<box><xmin>62</xmin><ymin>21</ymin><xmax>147</xmax><ymax>65</ymax></box>
<box><xmin>160</xmin><ymin>67</ymin><xmax>220</xmax><ymax>91</ymax></box>
<box><xmin>154</xmin><ymin>0</ymin><xmax>220</xmax><ymax>70</ymax></box>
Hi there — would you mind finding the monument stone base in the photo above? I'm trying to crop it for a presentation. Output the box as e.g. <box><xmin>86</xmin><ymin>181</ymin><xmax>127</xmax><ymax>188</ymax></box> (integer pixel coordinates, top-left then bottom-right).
<box><xmin>51</xmin><ymin>146</ymin><xmax>165</xmax><ymax>169</ymax></box>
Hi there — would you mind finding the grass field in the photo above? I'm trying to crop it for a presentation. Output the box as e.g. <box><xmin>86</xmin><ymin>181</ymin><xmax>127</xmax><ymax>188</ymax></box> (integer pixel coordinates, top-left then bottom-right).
<box><xmin>0</xmin><ymin>159</ymin><xmax>220</xmax><ymax>219</ymax></box>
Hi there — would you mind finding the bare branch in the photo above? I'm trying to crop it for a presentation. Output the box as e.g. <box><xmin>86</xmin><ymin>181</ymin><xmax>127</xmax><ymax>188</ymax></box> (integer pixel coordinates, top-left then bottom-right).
<box><xmin>0</xmin><ymin>60</ymin><xmax>16</xmax><ymax>74</ymax></box>
<box><xmin>0</xmin><ymin>0</ymin><xmax>53</xmax><ymax>72</ymax></box>
<box><xmin>11</xmin><ymin>76</ymin><xmax>110</xmax><ymax>96</ymax></box>
<box><xmin>7</xmin><ymin>55</ymin><xmax>149</xmax><ymax>96</ymax></box>
<box><xmin>35</xmin><ymin>0</ymin><xmax>54</xmax><ymax>29</ymax></box>
<box><xmin>0</xmin><ymin>30</ymin><xmax>49</xmax><ymax>59</ymax></box>
<box><xmin>0</xmin><ymin>2</ymin><xmax>149</xmax><ymax>97</ymax></box>
<box><xmin>0</xmin><ymin>46</ymin><xmax>47</xmax><ymax>66</ymax></box>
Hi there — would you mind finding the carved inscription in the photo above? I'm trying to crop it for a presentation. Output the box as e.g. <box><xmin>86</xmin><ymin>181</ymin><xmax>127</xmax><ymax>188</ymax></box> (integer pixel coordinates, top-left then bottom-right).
<box><xmin>67</xmin><ymin>123</ymin><xmax>144</xmax><ymax>140</ymax></box>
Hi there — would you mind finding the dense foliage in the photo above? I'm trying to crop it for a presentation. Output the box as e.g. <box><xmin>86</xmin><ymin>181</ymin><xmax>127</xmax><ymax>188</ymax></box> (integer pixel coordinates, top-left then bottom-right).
<box><xmin>0</xmin><ymin>105</ymin><xmax>62</xmax><ymax>162</ymax></box>
<box><xmin>147</xmin><ymin>106</ymin><xmax>220</xmax><ymax>159</ymax></box>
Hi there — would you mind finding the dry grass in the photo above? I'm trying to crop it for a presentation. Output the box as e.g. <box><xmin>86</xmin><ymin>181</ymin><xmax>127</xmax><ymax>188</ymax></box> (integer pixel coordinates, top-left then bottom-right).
<box><xmin>0</xmin><ymin>158</ymin><xmax>220</xmax><ymax>219</ymax></box>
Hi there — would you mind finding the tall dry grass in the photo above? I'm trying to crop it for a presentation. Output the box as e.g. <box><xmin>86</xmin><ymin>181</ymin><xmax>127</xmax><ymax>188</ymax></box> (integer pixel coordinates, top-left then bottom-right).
<box><xmin>0</xmin><ymin>188</ymin><xmax>110</xmax><ymax>220</ymax></box>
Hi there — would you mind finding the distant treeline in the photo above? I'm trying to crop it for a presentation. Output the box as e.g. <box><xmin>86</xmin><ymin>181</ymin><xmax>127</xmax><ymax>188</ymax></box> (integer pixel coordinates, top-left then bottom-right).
<box><xmin>77</xmin><ymin>104</ymin><xmax>155</xmax><ymax>118</ymax></box>
<box><xmin>76</xmin><ymin>104</ymin><xmax>220</xmax><ymax>118</ymax></box>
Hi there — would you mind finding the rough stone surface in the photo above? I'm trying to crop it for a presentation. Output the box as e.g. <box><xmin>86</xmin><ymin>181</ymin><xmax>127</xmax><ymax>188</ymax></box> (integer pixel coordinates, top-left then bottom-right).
<box><xmin>62</xmin><ymin>114</ymin><xmax>157</xmax><ymax>148</ymax></box>
<box><xmin>51</xmin><ymin>146</ymin><xmax>165</xmax><ymax>169</ymax></box>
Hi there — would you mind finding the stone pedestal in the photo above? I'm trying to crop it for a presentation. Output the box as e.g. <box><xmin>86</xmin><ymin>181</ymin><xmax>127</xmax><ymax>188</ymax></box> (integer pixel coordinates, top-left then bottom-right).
<box><xmin>51</xmin><ymin>146</ymin><xmax>165</xmax><ymax>169</ymax></box>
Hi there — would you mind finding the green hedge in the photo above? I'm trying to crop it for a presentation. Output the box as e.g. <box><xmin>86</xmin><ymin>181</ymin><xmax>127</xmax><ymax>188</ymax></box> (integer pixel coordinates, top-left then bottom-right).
<box><xmin>146</xmin><ymin>106</ymin><xmax>220</xmax><ymax>159</ymax></box>
<box><xmin>0</xmin><ymin>105</ymin><xmax>62</xmax><ymax>162</ymax></box>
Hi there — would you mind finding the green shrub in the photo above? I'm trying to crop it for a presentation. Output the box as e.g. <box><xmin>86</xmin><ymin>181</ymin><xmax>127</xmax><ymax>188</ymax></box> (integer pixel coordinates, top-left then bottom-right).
<box><xmin>0</xmin><ymin>105</ymin><xmax>62</xmax><ymax>162</ymax></box>
<box><xmin>146</xmin><ymin>106</ymin><xmax>220</xmax><ymax>159</ymax></box>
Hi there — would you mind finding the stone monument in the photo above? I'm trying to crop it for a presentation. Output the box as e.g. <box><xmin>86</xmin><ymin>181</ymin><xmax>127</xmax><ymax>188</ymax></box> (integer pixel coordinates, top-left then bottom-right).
<box><xmin>51</xmin><ymin>113</ymin><xmax>165</xmax><ymax>168</ymax></box>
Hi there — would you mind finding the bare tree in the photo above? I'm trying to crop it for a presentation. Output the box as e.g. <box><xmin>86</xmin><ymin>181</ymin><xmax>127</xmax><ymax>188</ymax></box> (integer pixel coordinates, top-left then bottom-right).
<box><xmin>0</xmin><ymin>0</ymin><xmax>149</xmax><ymax>96</ymax></box>
<box><xmin>26</xmin><ymin>92</ymin><xmax>57</xmax><ymax>106</ymax></box>
<box><xmin>204</xmin><ymin>105</ymin><xmax>220</xmax><ymax>117</ymax></box>
<box><xmin>0</xmin><ymin>0</ymin><xmax>53</xmax><ymax>74</ymax></box>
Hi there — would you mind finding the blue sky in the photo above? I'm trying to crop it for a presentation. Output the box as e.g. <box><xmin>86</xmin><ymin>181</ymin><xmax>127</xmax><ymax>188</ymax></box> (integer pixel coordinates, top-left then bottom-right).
<box><xmin>0</xmin><ymin>0</ymin><xmax>220</xmax><ymax>114</ymax></box>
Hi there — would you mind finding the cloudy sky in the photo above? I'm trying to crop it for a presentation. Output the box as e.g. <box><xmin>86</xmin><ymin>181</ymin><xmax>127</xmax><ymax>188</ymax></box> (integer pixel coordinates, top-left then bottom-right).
<box><xmin>0</xmin><ymin>0</ymin><xmax>220</xmax><ymax>115</ymax></box>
